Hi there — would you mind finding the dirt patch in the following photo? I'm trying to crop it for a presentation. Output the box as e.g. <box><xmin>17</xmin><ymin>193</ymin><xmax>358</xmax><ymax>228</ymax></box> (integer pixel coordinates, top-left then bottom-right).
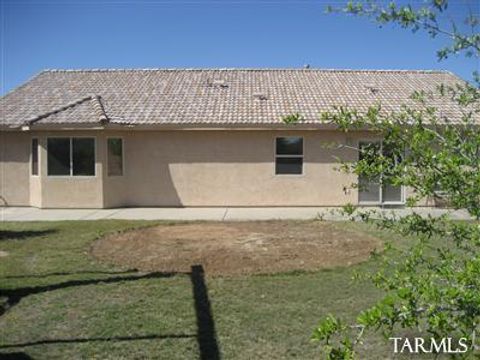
<box><xmin>91</xmin><ymin>221</ymin><xmax>383</xmax><ymax>276</ymax></box>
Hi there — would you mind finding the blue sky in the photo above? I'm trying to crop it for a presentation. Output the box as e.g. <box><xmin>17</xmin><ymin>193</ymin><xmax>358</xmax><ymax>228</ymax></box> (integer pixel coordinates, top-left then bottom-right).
<box><xmin>1</xmin><ymin>0</ymin><xmax>478</xmax><ymax>95</ymax></box>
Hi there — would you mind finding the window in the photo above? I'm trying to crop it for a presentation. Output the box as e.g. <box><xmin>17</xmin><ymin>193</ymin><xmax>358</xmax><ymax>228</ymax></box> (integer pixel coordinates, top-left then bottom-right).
<box><xmin>47</xmin><ymin>137</ymin><xmax>95</xmax><ymax>176</ymax></box>
<box><xmin>73</xmin><ymin>138</ymin><xmax>95</xmax><ymax>176</ymax></box>
<box><xmin>275</xmin><ymin>137</ymin><xmax>303</xmax><ymax>175</ymax></box>
<box><xmin>358</xmin><ymin>141</ymin><xmax>381</xmax><ymax>203</ymax></box>
<box><xmin>107</xmin><ymin>138</ymin><xmax>123</xmax><ymax>176</ymax></box>
<box><xmin>358</xmin><ymin>140</ymin><xmax>404</xmax><ymax>204</ymax></box>
<box><xmin>48</xmin><ymin>138</ymin><xmax>71</xmax><ymax>175</ymax></box>
<box><xmin>31</xmin><ymin>138</ymin><xmax>39</xmax><ymax>176</ymax></box>
<box><xmin>381</xmin><ymin>142</ymin><xmax>404</xmax><ymax>203</ymax></box>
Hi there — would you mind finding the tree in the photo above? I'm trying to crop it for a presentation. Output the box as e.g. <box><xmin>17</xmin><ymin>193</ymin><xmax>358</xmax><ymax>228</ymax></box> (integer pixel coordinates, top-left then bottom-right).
<box><xmin>305</xmin><ymin>1</ymin><xmax>480</xmax><ymax>358</ymax></box>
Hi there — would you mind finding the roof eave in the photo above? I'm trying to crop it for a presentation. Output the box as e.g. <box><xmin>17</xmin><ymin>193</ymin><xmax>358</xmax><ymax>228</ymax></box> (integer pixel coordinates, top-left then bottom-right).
<box><xmin>105</xmin><ymin>122</ymin><xmax>342</xmax><ymax>130</ymax></box>
<box><xmin>0</xmin><ymin>122</ymin><xmax>107</xmax><ymax>131</ymax></box>
<box><xmin>1</xmin><ymin>122</ymin><xmax>342</xmax><ymax>131</ymax></box>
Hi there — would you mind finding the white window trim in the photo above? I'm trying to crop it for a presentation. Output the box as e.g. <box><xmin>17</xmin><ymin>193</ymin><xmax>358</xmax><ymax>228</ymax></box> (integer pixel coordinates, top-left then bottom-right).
<box><xmin>357</xmin><ymin>139</ymin><xmax>405</xmax><ymax>205</ymax></box>
<box><xmin>274</xmin><ymin>136</ymin><xmax>305</xmax><ymax>176</ymax></box>
<box><xmin>107</xmin><ymin>137</ymin><xmax>125</xmax><ymax>177</ymax></box>
<box><xmin>30</xmin><ymin>137</ymin><xmax>39</xmax><ymax>177</ymax></box>
<box><xmin>46</xmin><ymin>136</ymin><xmax>97</xmax><ymax>178</ymax></box>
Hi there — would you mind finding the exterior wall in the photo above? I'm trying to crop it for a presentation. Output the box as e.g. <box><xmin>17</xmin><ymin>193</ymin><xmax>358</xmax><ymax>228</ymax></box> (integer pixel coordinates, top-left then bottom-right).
<box><xmin>37</xmin><ymin>132</ymin><xmax>104</xmax><ymax>208</ymax></box>
<box><xmin>102</xmin><ymin>133</ymin><xmax>129</xmax><ymax>208</ymax></box>
<box><xmin>1</xmin><ymin>128</ymin><xmax>433</xmax><ymax>208</ymax></box>
<box><xmin>1</xmin><ymin>131</ymin><xmax>104</xmax><ymax>208</ymax></box>
<box><xmin>0</xmin><ymin>132</ymin><xmax>30</xmax><ymax>206</ymax></box>
<box><xmin>104</xmin><ymin>130</ymin><xmax>361</xmax><ymax>207</ymax></box>
<box><xmin>30</xmin><ymin>176</ymin><xmax>42</xmax><ymax>208</ymax></box>
<box><xmin>405</xmin><ymin>187</ymin><xmax>434</xmax><ymax>207</ymax></box>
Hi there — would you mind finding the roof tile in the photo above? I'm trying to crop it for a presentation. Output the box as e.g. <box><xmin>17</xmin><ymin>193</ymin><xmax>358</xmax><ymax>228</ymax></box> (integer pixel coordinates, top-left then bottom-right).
<box><xmin>0</xmin><ymin>69</ymin><xmax>471</xmax><ymax>127</ymax></box>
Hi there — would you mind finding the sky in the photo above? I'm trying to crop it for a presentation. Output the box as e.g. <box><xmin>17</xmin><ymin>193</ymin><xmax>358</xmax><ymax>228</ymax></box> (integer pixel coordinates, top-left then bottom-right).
<box><xmin>0</xmin><ymin>0</ymin><xmax>478</xmax><ymax>95</ymax></box>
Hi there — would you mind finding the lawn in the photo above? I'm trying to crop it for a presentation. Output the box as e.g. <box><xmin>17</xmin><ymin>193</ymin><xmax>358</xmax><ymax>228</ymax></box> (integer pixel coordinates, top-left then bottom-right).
<box><xmin>0</xmin><ymin>220</ymin><xmax>409</xmax><ymax>359</ymax></box>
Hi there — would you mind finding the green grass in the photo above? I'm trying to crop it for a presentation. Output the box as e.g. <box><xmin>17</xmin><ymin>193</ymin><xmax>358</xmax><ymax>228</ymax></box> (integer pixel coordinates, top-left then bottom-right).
<box><xmin>0</xmin><ymin>220</ymin><xmax>410</xmax><ymax>359</ymax></box>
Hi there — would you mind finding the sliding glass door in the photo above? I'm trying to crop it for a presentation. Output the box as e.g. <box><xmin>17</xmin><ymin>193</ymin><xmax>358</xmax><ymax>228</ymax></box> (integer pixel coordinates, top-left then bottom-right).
<box><xmin>358</xmin><ymin>141</ymin><xmax>404</xmax><ymax>205</ymax></box>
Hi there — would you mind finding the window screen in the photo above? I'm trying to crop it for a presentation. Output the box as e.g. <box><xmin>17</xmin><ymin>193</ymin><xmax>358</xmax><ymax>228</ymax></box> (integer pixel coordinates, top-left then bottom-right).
<box><xmin>276</xmin><ymin>137</ymin><xmax>303</xmax><ymax>155</ymax></box>
<box><xmin>72</xmin><ymin>138</ymin><xmax>95</xmax><ymax>176</ymax></box>
<box><xmin>275</xmin><ymin>137</ymin><xmax>303</xmax><ymax>175</ymax></box>
<box><xmin>107</xmin><ymin>138</ymin><xmax>123</xmax><ymax>176</ymax></box>
<box><xmin>31</xmin><ymin>138</ymin><xmax>39</xmax><ymax>176</ymax></box>
<box><xmin>276</xmin><ymin>157</ymin><xmax>303</xmax><ymax>175</ymax></box>
<box><xmin>47</xmin><ymin>138</ymin><xmax>70</xmax><ymax>176</ymax></box>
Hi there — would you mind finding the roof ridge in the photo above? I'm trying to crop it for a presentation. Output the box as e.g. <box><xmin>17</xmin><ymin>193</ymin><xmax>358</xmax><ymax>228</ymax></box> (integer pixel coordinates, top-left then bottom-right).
<box><xmin>90</xmin><ymin>95</ymin><xmax>109</xmax><ymax>123</ymax></box>
<box><xmin>26</xmin><ymin>95</ymin><xmax>105</xmax><ymax>125</ymax></box>
<box><xmin>41</xmin><ymin>68</ymin><xmax>452</xmax><ymax>74</ymax></box>
<box><xmin>1</xmin><ymin>72</ymin><xmax>44</xmax><ymax>100</ymax></box>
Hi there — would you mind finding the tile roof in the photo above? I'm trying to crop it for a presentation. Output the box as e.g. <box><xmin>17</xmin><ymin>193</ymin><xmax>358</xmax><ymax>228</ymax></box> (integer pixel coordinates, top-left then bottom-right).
<box><xmin>0</xmin><ymin>68</ymin><xmax>471</xmax><ymax>128</ymax></box>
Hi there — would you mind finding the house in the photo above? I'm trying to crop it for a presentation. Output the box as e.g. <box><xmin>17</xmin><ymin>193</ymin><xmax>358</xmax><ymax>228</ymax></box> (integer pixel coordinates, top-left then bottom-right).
<box><xmin>0</xmin><ymin>69</ymin><xmax>466</xmax><ymax>209</ymax></box>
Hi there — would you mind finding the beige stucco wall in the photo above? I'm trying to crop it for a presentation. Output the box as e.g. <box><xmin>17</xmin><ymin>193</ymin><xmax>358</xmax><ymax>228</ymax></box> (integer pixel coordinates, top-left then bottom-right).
<box><xmin>108</xmin><ymin>130</ymin><xmax>360</xmax><ymax>207</ymax></box>
<box><xmin>0</xmin><ymin>132</ymin><xmax>30</xmax><ymax>206</ymax></box>
<box><xmin>1</xmin><ymin>129</ymin><xmax>432</xmax><ymax>208</ymax></box>
<box><xmin>30</xmin><ymin>176</ymin><xmax>42</xmax><ymax>208</ymax></box>
<box><xmin>37</xmin><ymin>132</ymin><xmax>104</xmax><ymax>208</ymax></box>
<box><xmin>1</xmin><ymin>131</ymin><xmax>104</xmax><ymax>208</ymax></box>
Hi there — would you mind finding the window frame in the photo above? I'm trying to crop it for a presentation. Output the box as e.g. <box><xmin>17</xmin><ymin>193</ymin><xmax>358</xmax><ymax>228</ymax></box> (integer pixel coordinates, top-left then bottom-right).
<box><xmin>274</xmin><ymin>136</ymin><xmax>304</xmax><ymax>176</ymax></box>
<box><xmin>46</xmin><ymin>136</ymin><xmax>96</xmax><ymax>178</ymax></box>
<box><xmin>357</xmin><ymin>139</ymin><xmax>405</xmax><ymax>205</ymax></box>
<box><xmin>31</xmin><ymin>137</ymin><xmax>39</xmax><ymax>177</ymax></box>
<box><xmin>107</xmin><ymin>137</ymin><xmax>125</xmax><ymax>177</ymax></box>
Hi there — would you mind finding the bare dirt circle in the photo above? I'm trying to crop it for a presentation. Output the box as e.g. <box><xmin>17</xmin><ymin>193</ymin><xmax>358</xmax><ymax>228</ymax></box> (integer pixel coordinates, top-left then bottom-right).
<box><xmin>91</xmin><ymin>221</ymin><xmax>382</xmax><ymax>276</ymax></box>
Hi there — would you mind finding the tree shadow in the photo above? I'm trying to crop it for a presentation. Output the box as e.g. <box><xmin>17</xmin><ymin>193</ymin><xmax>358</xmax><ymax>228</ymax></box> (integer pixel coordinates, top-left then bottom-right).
<box><xmin>0</xmin><ymin>265</ymin><xmax>221</xmax><ymax>359</ymax></box>
<box><xmin>0</xmin><ymin>230</ymin><xmax>57</xmax><ymax>241</ymax></box>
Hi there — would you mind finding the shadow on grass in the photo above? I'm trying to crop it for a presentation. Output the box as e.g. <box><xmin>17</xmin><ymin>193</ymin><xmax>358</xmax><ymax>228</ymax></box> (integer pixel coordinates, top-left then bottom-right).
<box><xmin>0</xmin><ymin>334</ymin><xmax>195</xmax><ymax>349</ymax></box>
<box><xmin>0</xmin><ymin>230</ymin><xmax>57</xmax><ymax>241</ymax></box>
<box><xmin>191</xmin><ymin>265</ymin><xmax>220</xmax><ymax>360</ymax></box>
<box><xmin>1</xmin><ymin>269</ymin><xmax>139</xmax><ymax>280</ymax></box>
<box><xmin>0</xmin><ymin>352</ymin><xmax>33</xmax><ymax>359</ymax></box>
<box><xmin>0</xmin><ymin>265</ymin><xmax>221</xmax><ymax>359</ymax></box>
<box><xmin>0</xmin><ymin>271</ymin><xmax>180</xmax><ymax>316</ymax></box>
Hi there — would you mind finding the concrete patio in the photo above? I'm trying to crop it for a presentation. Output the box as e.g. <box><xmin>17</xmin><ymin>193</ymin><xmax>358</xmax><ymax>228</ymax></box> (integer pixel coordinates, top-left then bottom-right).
<box><xmin>0</xmin><ymin>206</ymin><xmax>472</xmax><ymax>222</ymax></box>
